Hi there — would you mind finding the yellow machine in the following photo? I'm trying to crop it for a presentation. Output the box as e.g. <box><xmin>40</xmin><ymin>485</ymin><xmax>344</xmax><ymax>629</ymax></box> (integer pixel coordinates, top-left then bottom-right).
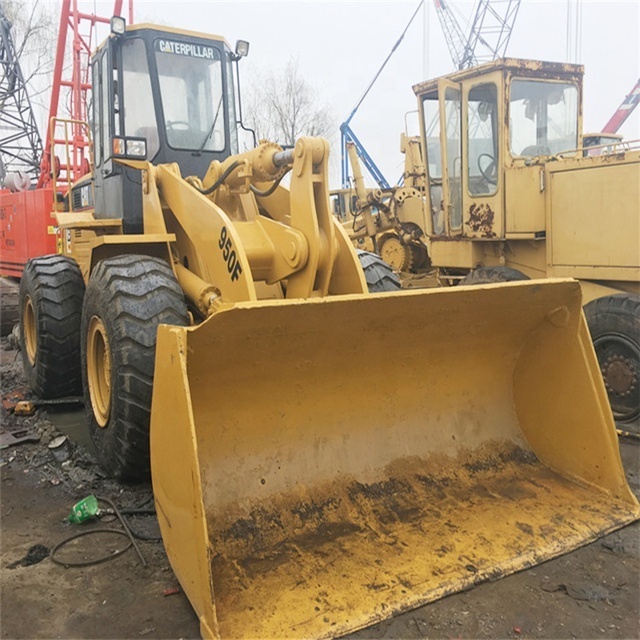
<box><xmin>344</xmin><ymin>59</ymin><xmax>639</xmax><ymax>430</ymax></box>
<box><xmin>18</xmin><ymin>22</ymin><xmax>640</xmax><ymax>640</ymax></box>
<box><xmin>332</xmin><ymin>135</ymin><xmax>431</xmax><ymax>274</ymax></box>
<box><xmin>415</xmin><ymin>59</ymin><xmax>640</xmax><ymax>431</ymax></box>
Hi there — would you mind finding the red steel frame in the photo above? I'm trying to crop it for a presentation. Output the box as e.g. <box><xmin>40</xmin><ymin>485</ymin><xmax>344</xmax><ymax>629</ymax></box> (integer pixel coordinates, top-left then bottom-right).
<box><xmin>0</xmin><ymin>0</ymin><xmax>132</xmax><ymax>277</ymax></box>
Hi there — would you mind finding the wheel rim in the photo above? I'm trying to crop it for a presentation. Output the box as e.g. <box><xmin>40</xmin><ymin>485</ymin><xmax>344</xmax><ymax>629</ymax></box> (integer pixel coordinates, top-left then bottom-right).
<box><xmin>380</xmin><ymin>235</ymin><xmax>411</xmax><ymax>271</ymax></box>
<box><xmin>23</xmin><ymin>295</ymin><xmax>37</xmax><ymax>366</ymax></box>
<box><xmin>593</xmin><ymin>332</ymin><xmax>639</xmax><ymax>424</ymax></box>
<box><xmin>87</xmin><ymin>316</ymin><xmax>111</xmax><ymax>427</ymax></box>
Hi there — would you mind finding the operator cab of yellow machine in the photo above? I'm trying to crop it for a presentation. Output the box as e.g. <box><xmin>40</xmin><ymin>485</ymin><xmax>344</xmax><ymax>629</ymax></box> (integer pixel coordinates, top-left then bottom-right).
<box><xmin>78</xmin><ymin>17</ymin><xmax>249</xmax><ymax>232</ymax></box>
<box><xmin>413</xmin><ymin>58</ymin><xmax>584</xmax><ymax>240</ymax></box>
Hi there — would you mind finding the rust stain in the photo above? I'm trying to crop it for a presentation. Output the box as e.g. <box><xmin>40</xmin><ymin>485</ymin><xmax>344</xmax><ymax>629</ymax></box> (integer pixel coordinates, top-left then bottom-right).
<box><xmin>466</xmin><ymin>203</ymin><xmax>497</xmax><ymax>238</ymax></box>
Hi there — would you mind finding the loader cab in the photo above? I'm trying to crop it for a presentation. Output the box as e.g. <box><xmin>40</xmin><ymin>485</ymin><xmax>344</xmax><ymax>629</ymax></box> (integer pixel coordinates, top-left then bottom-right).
<box><xmin>90</xmin><ymin>21</ymin><xmax>241</xmax><ymax>231</ymax></box>
<box><xmin>414</xmin><ymin>59</ymin><xmax>583</xmax><ymax>247</ymax></box>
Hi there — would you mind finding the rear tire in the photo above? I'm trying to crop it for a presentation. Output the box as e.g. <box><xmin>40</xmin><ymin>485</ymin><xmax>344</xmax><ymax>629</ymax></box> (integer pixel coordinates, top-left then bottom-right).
<box><xmin>357</xmin><ymin>250</ymin><xmax>401</xmax><ymax>292</ymax></box>
<box><xmin>81</xmin><ymin>255</ymin><xmax>189</xmax><ymax>482</ymax></box>
<box><xmin>19</xmin><ymin>255</ymin><xmax>85</xmax><ymax>398</ymax></box>
<box><xmin>584</xmin><ymin>293</ymin><xmax>639</xmax><ymax>431</ymax></box>
<box><xmin>459</xmin><ymin>266</ymin><xmax>530</xmax><ymax>285</ymax></box>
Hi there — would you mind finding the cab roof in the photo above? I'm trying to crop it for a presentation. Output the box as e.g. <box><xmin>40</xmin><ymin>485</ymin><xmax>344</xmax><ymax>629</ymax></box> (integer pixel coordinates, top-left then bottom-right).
<box><xmin>95</xmin><ymin>22</ymin><xmax>231</xmax><ymax>55</ymax></box>
<box><xmin>413</xmin><ymin>58</ymin><xmax>584</xmax><ymax>97</ymax></box>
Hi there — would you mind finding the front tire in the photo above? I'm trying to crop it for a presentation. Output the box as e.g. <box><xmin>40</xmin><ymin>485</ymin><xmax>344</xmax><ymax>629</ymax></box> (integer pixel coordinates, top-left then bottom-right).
<box><xmin>19</xmin><ymin>255</ymin><xmax>85</xmax><ymax>398</ymax></box>
<box><xmin>584</xmin><ymin>294</ymin><xmax>639</xmax><ymax>431</ymax></box>
<box><xmin>357</xmin><ymin>250</ymin><xmax>401</xmax><ymax>293</ymax></box>
<box><xmin>81</xmin><ymin>255</ymin><xmax>189</xmax><ymax>481</ymax></box>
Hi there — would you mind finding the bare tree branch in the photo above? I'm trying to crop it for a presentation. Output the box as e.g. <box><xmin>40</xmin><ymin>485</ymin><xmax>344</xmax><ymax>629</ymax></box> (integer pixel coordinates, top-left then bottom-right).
<box><xmin>244</xmin><ymin>56</ymin><xmax>334</xmax><ymax>149</ymax></box>
<box><xmin>2</xmin><ymin>0</ymin><xmax>57</xmax><ymax>117</ymax></box>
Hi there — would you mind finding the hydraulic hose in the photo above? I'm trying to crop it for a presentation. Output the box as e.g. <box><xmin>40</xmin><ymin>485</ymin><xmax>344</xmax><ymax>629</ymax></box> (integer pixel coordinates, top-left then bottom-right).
<box><xmin>195</xmin><ymin>160</ymin><xmax>242</xmax><ymax>195</ymax></box>
<box><xmin>250</xmin><ymin>168</ymin><xmax>291</xmax><ymax>197</ymax></box>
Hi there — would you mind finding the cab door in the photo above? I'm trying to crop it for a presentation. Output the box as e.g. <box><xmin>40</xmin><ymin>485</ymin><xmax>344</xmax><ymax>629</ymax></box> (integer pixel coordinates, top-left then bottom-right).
<box><xmin>438</xmin><ymin>79</ymin><xmax>463</xmax><ymax>236</ymax></box>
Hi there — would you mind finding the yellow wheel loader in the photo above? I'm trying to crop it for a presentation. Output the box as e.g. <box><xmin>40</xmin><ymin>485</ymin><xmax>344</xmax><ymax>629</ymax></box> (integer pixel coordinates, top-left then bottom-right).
<box><xmin>332</xmin><ymin>135</ymin><xmax>431</xmax><ymax>276</ymax></box>
<box><xmin>18</xmin><ymin>19</ymin><xmax>640</xmax><ymax>640</ymax></box>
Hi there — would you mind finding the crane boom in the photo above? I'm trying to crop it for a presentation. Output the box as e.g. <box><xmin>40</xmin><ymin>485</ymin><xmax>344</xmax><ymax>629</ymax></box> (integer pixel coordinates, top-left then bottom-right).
<box><xmin>339</xmin><ymin>1</ymin><xmax>424</xmax><ymax>189</ymax></box>
<box><xmin>602</xmin><ymin>79</ymin><xmax>640</xmax><ymax>134</ymax></box>
<box><xmin>463</xmin><ymin>0</ymin><xmax>521</xmax><ymax>66</ymax></box>
<box><xmin>38</xmin><ymin>0</ymin><xmax>132</xmax><ymax>189</ymax></box>
<box><xmin>432</xmin><ymin>0</ymin><xmax>470</xmax><ymax>69</ymax></box>
<box><xmin>433</xmin><ymin>0</ymin><xmax>521</xmax><ymax>70</ymax></box>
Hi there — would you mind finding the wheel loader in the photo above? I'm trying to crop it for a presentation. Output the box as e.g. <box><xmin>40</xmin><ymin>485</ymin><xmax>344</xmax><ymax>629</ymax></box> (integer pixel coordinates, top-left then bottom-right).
<box><xmin>18</xmin><ymin>18</ymin><xmax>640</xmax><ymax>640</ymax></box>
<box><xmin>343</xmin><ymin>59</ymin><xmax>640</xmax><ymax>432</ymax></box>
<box><xmin>332</xmin><ymin>135</ymin><xmax>431</xmax><ymax>275</ymax></box>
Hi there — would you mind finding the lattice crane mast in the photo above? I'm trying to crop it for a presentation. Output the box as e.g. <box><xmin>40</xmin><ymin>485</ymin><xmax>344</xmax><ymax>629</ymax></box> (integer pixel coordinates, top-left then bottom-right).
<box><xmin>0</xmin><ymin>5</ymin><xmax>44</xmax><ymax>186</ymax></box>
<box><xmin>39</xmin><ymin>0</ymin><xmax>134</xmax><ymax>190</ymax></box>
<box><xmin>433</xmin><ymin>0</ymin><xmax>522</xmax><ymax>70</ymax></box>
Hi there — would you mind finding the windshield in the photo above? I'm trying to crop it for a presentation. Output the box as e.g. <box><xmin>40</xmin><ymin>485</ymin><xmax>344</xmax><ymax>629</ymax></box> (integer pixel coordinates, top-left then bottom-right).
<box><xmin>155</xmin><ymin>38</ymin><xmax>226</xmax><ymax>152</ymax></box>
<box><xmin>509</xmin><ymin>80</ymin><xmax>578</xmax><ymax>157</ymax></box>
<box><xmin>122</xmin><ymin>38</ymin><xmax>159</xmax><ymax>158</ymax></box>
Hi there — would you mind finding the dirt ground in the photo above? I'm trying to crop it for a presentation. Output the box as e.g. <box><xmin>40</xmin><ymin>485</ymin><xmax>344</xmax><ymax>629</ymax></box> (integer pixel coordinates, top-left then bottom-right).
<box><xmin>1</xmin><ymin>332</ymin><xmax>639</xmax><ymax>640</ymax></box>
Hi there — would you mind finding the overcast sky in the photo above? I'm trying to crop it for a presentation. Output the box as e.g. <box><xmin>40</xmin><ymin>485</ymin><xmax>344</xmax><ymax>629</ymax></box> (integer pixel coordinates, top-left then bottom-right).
<box><xmin>99</xmin><ymin>0</ymin><xmax>639</xmax><ymax>184</ymax></box>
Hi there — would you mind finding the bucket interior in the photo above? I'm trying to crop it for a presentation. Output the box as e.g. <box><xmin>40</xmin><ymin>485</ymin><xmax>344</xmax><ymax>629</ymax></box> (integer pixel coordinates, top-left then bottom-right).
<box><xmin>156</xmin><ymin>280</ymin><xmax>638</xmax><ymax>639</ymax></box>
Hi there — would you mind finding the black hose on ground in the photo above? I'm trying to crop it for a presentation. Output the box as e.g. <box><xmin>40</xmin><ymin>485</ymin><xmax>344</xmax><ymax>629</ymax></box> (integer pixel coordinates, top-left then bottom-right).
<box><xmin>50</xmin><ymin>496</ymin><xmax>148</xmax><ymax>568</ymax></box>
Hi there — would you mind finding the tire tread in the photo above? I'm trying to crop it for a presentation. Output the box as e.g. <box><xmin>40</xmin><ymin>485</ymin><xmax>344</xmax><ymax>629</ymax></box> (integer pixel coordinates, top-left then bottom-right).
<box><xmin>19</xmin><ymin>255</ymin><xmax>85</xmax><ymax>398</ymax></box>
<box><xmin>357</xmin><ymin>250</ymin><xmax>401</xmax><ymax>293</ymax></box>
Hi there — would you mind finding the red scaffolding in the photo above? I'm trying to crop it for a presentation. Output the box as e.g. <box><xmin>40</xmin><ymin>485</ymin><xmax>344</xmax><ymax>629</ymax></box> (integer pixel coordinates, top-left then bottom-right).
<box><xmin>1</xmin><ymin>0</ymin><xmax>133</xmax><ymax>277</ymax></box>
<box><xmin>38</xmin><ymin>0</ymin><xmax>134</xmax><ymax>190</ymax></box>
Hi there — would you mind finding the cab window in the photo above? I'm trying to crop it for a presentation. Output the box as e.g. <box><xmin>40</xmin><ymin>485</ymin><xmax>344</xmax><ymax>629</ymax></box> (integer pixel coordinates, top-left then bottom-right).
<box><xmin>510</xmin><ymin>80</ymin><xmax>578</xmax><ymax>157</ymax></box>
<box><xmin>155</xmin><ymin>39</ymin><xmax>225</xmax><ymax>152</ymax></box>
<box><xmin>121</xmin><ymin>38</ymin><xmax>160</xmax><ymax>159</ymax></box>
<box><xmin>421</xmin><ymin>94</ymin><xmax>444</xmax><ymax>234</ymax></box>
<box><xmin>467</xmin><ymin>83</ymin><xmax>498</xmax><ymax>196</ymax></box>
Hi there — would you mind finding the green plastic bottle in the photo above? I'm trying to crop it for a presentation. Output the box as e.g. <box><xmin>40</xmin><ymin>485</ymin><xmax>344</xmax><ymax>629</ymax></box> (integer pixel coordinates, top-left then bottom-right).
<box><xmin>67</xmin><ymin>495</ymin><xmax>99</xmax><ymax>524</ymax></box>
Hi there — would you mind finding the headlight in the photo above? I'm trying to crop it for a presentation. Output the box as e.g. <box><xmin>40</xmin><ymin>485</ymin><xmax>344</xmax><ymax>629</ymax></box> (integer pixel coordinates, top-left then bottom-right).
<box><xmin>235</xmin><ymin>40</ymin><xmax>249</xmax><ymax>58</ymax></box>
<box><xmin>111</xmin><ymin>136</ymin><xmax>147</xmax><ymax>160</ymax></box>
<box><xmin>126</xmin><ymin>138</ymin><xmax>147</xmax><ymax>158</ymax></box>
<box><xmin>110</xmin><ymin>16</ymin><xmax>126</xmax><ymax>36</ymax></box>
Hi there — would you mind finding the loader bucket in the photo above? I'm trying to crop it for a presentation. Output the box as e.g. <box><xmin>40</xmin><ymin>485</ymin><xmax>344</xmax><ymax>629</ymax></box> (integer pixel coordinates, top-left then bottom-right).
<box><xmin>150</xmin><ymin>278</ymin><xmax>639</xmax><ymax>640</ymax></box>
